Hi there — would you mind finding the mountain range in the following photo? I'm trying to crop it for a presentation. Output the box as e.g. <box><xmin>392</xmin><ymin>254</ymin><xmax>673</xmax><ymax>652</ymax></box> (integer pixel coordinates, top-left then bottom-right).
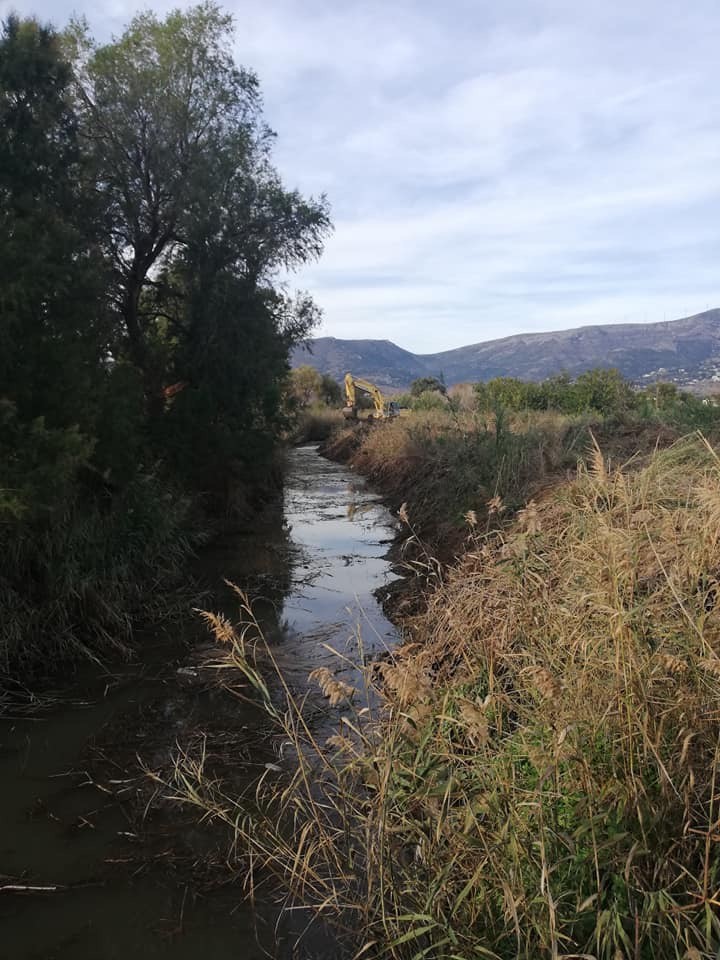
<box><xmin>291</xmin><ymin>308</ymin><xmax>720</xmax><ymax>391</ymax></box>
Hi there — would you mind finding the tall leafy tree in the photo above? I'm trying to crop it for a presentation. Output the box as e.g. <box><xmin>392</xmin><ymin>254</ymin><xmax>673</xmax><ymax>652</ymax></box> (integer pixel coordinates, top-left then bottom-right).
<box><xmin>0</xmin><ymin>15</ymin><xmax>107</xmax><ymax>431</ymax></box>
<box><xmin>319</xmin><ymin>373</ymin><xmax>342</xmax><ymax>406</ymax></box>
<box><xmin>290</xmin><ymin>365</ymin><xmax>324</xmax><ymax>407</ymax></box>
<box><xmin>410</xmin><ymin>376</ymin><xmax>447</xmax><ymax>397</ymax></box>
<box><xmin>68</xmin><ymin>2</ymin><xmax>330</xmax><ymax>411</ymax></box>
<box><xmin>573</xmin><ymin>367</ymin><xmax>634</xmax><ymax>414</ymax></box>
<box><xmin>0</xmin><ymin>6</ymin><xmax>332</xmax><ymax>676</ymax></box>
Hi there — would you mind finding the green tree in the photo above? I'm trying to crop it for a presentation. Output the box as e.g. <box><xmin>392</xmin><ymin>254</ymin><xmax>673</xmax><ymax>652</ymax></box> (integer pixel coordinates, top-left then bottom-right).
<box><xmin>538</xmin><ymin>373</ymin><xmax>578</xmax><ymax>412</ymax></box>
<box><xmin>319</xmin><ymin>373</ymin><xmax>342</xmax><ymax>406</ymax></box>
<box><xmin>64</xmin><ymin>3</ymin><xmax>331</xmax><ymax>495</ymax></box>
<box><xmin>0</xmin><ymin>6</ymin><xmax>333</xmax><ymax>676</ymax></box>
<box><xmin>68</xmin><ymin>2</ymin><xmax>331</xmax><ymax>411</ymax></box>
<box><xmin>481</xmin><ymin>378</ymin><xmax>528</xmax><ymax>410</ymax></box>
<box><xmin>0</xmin><ymin>15</ymin><xmax>108</xmax><ymax>432</ymax></box>
<box><xmin>641</xmin><ymin>381</ymin><xmax>679</xmax><ymax>411</ymax></box>
<box><xmin>290</xmin><ymin>365</ymin><xmax>323</xmax><ymax>406</ymax></box>
<box><xmin>410</xmin><ymin>376</ymin><xmax>446</xmax><ymax>397</ymax></box>
<box><xmin>412</xmin><ymin>390</ymin><xmax>448</xmax><ymax>411</ymax></box>
<box><xmin>573</xmin><ymin>368</ymin><xmax>634</xmax><ymax>415</ymax></box>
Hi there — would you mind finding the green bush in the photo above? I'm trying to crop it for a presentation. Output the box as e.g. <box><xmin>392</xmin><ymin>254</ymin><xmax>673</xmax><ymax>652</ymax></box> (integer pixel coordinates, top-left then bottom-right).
<box><xmin>411</xmin><ymin>389</ymin><xmax>449</xmax><ymax>412</ymax></box>
<box><xmin>473</xmin><ymin>369</ymin><xmax>720</xmax><ymax>432</ymax></box>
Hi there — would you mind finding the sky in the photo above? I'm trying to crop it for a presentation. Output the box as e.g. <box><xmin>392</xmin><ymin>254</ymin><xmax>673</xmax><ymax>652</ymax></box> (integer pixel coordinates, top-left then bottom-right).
<box><xmin>3</xmin><ymin>0</ymin><xmax>720</xmax><ymax>352</ymax></box>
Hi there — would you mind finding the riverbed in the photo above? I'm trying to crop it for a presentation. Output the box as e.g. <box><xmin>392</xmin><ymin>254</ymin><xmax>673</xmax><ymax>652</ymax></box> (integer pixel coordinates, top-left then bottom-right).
<box><xmin>0</xmin><ymin>445</ymin><xmax>399</xmax><ymax>959</ymax></box>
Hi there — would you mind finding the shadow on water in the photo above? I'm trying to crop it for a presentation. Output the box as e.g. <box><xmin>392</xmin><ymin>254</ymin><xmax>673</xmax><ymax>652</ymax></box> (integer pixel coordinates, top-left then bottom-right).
<box><xmin>0</xmin><ymin>444</ymin><xmax>400</xmax><ymax>959</ymax></box>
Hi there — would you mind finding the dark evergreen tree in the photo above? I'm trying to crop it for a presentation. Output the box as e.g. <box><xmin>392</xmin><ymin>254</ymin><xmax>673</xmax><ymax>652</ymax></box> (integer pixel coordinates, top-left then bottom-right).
<box><xmin>0</xmin><ymin>15</ymin><xmax>108</xmax><ymax>434</ymax></box>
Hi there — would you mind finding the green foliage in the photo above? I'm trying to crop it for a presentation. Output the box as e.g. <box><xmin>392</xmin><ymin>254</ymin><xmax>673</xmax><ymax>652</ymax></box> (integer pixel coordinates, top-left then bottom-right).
<box><xmin>319</xmin><ymin>373</ymin><xmax>342</xmax><ymax>407</ymax></box>
<box><xmin>472</xmin><ymin>368</ymin><xmax>720</xmax><ymax>428</ymax></box>
<box><xmin>411</xmin><ymin>390</ymin><xmax>448</xmax><ymax>411</ymax></box>
<box><xmin>410</xmin><ymin>376</ymin><xmax>446</xmax><ymax>397</ymax></box>
<box><xmin>0</xmin><ymin>401</ymin><xmax>93</xmax><ymax>520</ymax></box>
<box><xmin>92</xmin><ymin>364</ymin><xmax>146</xmax><ymax>486</ymax></box>
<box><xmin>161</xmin><ymin>277</ymin><xmax>319</xmax><ymax>495</ymax></box>
<box><xmin>68</xmin><ymin>1</ymin><xmax>330</xmax><ymax>407</ymax></box>
<box><xmin>573</xmin><ymin>367</ymin><xmax>634</xmax><ymax>414</ymax></box>
<box><xmin>0</xmin><ymin>14</ymin><xmax>108</xmax><ymax>431</ymax></box>
<box><xmin>290</xmin><ymin>365</ymin><xmax>323</xmax><ymax>407</ymax></box>
<box><xmin>474</xmin><ymin>376</ymin><xmax>530</xmax><ymax>410</ymax></box>
<box><xmin>0</xmin><ymin>6</ymin><xmax>331</xmax><ymax>680</ymax></box>
<box><xmin>0</xmin><ymin>472</ymin><xmax>194</xmax><ymax>675</ymax></box>
<box><xmin>635</xmin><ymin>381</ymin><xmax>720</xmax><ymax>432</ymax></box>
<box><xmin>0</xmin><ymin>399</ymin><xmax>194</xmax><ymax>672</ymax></box>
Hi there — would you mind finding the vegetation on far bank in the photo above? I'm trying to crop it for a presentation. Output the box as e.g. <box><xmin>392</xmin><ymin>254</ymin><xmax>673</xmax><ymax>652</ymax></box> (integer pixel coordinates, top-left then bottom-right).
<box><xmin>393</xmin><ymin>367</ymin><xmax>720</xmax><ymax>424</ymax></box>
<box><xmin>289</xmin><ymin>359</ymin><xmax>720</xmax><ymax>452</ymax></box>
<box><xmin>0</xmin><ymin>6</ymin><xmax>330</xmax><ymax>679</ymax></box>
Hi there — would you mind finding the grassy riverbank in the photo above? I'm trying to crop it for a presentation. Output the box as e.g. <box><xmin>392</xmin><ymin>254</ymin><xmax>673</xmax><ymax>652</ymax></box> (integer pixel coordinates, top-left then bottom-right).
<box><xmin>322</xmin><ymin>408</ymin><xmax>679</xmax><ymax>557</ymax></box>
<box><xmin>164</xmin><ymin>406</ymin><xmax>720</xmax><ymax>957</ymax></box>
<box><xmin>353</xmin><ymin>433</ymin><xmax>720</xmax><ymax>957</ymax></box>
<box><xmin>194</xmin><ymin>431</ymin><xmax>720</xmax><ymax>957</ymax></box>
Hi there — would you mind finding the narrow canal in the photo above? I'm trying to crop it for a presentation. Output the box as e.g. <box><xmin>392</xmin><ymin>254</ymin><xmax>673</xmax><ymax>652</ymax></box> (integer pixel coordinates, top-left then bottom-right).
<box><xmin>0</xmin><ymin>445</ymin><xmax>399</xmax><ymax>959</ymax></box>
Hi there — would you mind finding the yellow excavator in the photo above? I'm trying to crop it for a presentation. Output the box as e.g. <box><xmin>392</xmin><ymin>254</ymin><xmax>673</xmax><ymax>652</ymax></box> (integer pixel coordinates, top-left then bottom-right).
<box><xmin>343</xmin><ymin>373</ymin><xmax>400</xmax><ymax>420</ymax></box>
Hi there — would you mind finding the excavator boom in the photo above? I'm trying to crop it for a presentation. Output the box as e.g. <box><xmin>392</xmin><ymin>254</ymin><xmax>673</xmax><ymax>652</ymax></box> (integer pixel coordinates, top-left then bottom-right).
<box><xmin>343</xmin><ymin>373</ymin><xmax>399</xmax><ymax>420</ymax></box>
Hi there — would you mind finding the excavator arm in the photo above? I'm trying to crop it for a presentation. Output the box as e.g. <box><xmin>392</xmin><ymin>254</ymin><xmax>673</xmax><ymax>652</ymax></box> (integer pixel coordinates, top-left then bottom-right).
<box><xmin>343</xmin><ymin>373</ymin><xmax>398</xmax><ymax>420</ymax></box>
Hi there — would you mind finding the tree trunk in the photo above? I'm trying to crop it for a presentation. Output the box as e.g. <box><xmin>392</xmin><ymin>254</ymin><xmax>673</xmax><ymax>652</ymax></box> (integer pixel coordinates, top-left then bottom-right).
<box><xmin>122</xmin><ymin>270</ymin><xmax>164</xmax><ymax>420</ymax></box>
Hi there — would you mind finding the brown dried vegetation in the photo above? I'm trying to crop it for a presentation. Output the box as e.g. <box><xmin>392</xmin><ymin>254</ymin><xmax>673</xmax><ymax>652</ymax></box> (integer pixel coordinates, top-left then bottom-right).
<box><xmin>166</xmin><ymin>433</ymin><xmax>720</xmax><ymax>959</ymax></box>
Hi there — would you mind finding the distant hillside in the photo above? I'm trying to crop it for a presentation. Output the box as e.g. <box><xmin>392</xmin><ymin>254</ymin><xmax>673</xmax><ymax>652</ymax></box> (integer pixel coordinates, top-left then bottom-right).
<box><xmin>292</xmin><ymin>309</ymin><xmax>720</xmax><ymax>390</ymax></box>
<box><xmin>291</xmin><ymin>337</ymin><xmax>430</xmax><ymax>389</ymax></box>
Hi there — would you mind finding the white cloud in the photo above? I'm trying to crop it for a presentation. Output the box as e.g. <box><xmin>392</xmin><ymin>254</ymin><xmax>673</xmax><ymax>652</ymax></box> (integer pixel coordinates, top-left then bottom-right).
<box><xmin>4</xmin><ymin>0</ymin><xmax>720</xmax><ymax>350</ymax></box>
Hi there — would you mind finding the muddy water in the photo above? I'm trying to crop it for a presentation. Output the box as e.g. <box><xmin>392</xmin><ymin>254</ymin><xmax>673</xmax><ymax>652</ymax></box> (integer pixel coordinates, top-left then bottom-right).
<box><xmin>0</xmin><ymin>445</ymin><xmax>399</xmax><ymax>960</ymax></box>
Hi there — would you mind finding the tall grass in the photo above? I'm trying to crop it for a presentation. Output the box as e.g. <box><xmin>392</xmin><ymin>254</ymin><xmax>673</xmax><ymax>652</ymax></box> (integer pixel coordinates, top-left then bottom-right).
<box><xmin>291</xmin><ymin>405</ymin><xmax>346</xmax><ymax>443</ymax></box>
<box><xmin>324</xmin><ymin>408</ymin><xmax>686</xmax><ymax>557</ymax></box>
<box><xmin>324</xmin><ymin>409</ymin><xmax>600</xmax><ymax>554</ymax></box>
<box><xmin>0</xmin><ymin>475</ymin><xmax>196</xmax><ymax>678</ymax></box>
<box><xmin>165</xmin><ymin>434</ymin><xmax>720</xmax><ymax>958</ymax></box>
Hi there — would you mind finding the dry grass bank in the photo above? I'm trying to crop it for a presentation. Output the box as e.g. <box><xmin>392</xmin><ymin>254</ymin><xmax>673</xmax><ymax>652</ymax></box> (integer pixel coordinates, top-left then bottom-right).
<box><xmin>163</xmin><ymin>433</ymin><xmax>720</xmax><ymax>958</ymax></box>
<box><xmin>366</xmin><ymin>433</ymin><xmax>720</xmax><ymax>956</ymax></box>
<box><xmin>292</xmin><ymin>405</ymin><xmax>346</xmax><ymax>443</ymax></box>
<box><xmin>323</xmin><ymin>409</ymin><xmax>677</xmax><ymax>557</ymax></box>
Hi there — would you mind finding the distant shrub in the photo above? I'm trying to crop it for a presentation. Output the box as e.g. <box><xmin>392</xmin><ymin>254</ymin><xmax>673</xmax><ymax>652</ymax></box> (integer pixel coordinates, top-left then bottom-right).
<box><xmin>410</xmin><ymin>389</ymin><xmax>449</xmax><ymax>412</ymax></box>
<box><xmin>410</xmin><ymin>376</ymin><xmax>446</xmax><ymax>397</ymax></box>
<box><xmin>472</xmin><ymin>368</ymin><xmax>720</xmax><ymax>430</ymax></box>
<box><xmin>292</xmin><ymin>405</ymin><xmax>345</xmax><ymax>443</ymax></box>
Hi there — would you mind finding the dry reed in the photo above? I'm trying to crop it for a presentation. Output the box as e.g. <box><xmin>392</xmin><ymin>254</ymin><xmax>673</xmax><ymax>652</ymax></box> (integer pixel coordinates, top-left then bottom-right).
<box><xmin>162</xmin><ymin>433</ymin><xmax>720</xmax><ymax>959</ymax></box>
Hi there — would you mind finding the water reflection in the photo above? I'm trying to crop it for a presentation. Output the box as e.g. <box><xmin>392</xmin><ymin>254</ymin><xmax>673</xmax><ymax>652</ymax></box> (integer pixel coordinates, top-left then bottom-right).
<box><xmin>272</xmin><ymin>446</ymin><xmax>399</xmax><ymax>690</ymax></box>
